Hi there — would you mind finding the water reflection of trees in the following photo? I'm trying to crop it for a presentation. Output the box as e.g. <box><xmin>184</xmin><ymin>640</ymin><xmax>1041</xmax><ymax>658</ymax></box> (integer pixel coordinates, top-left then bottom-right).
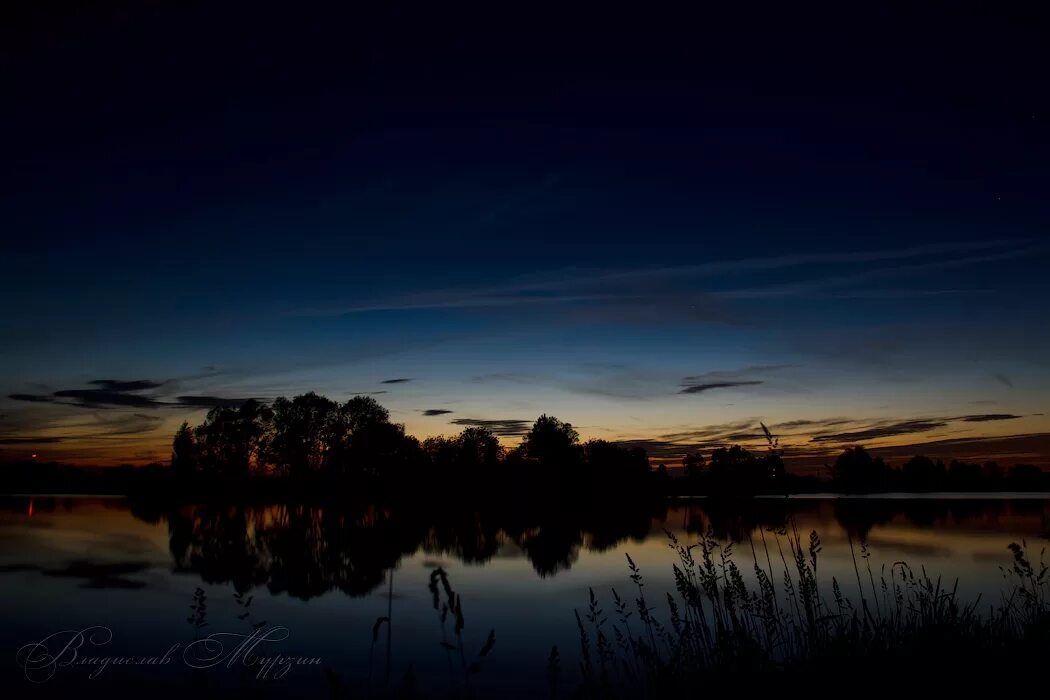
<box><xmin>119</xmin><ymin>496</ymin><xmax>1050</xmax><ymax>600</ymax></box>
<box><xmin>675</xmin><ymin>498</ymin><xmax>1050</xmax><ymax>543</ymax></box>
<box><xmin>154</xmin><ymin>498</ymin><xmax>670</xmax><ymax>598</ymax></box>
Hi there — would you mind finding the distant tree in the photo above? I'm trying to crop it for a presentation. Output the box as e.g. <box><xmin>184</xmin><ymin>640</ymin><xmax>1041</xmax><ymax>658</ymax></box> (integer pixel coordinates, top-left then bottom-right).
<box><xmin>1007</xmin><ymin>463</ymin><xmax>1044</xmax><ymax>490</ymax></box>
<box><xmin>982</xmin><ymin>460</ymin><xmax>1004</xmax><ymax>483</ymax></box>
<box><xmin>324</xmin><ymin>396</ymin><xmax>396</xmax><ymax>478</ymax></box>
<box><xmin>420</xmin><ymin>428</ymin><xmax>504</xmax><ymax>491</ymax></box>
<box><xmin>422</xmin><ymin>436</ymin><xmax>459</xmax><ymax>469</ymax></box>
<box><xmin>334</xmin><ymin>396</ymin><xmax>390</xmax><ymax>434</ymax></box>
<box><xmin>948</xmin><ymin>460</ymin><xmax>983</xmax><ymax>490</ymax></box>
<box><xmin>268</xmin><ymin>392</ymin><xmax>337</xmax><ymax>477</ymax></box>
<box><xmin>457</xmin><ymin>427</ymin><xmax>503</xmax><ymax>470</ymax></box>
<box><xmin>194</xmin><ymin>400</ymin><xmax>274</xmax><ymax>479</ymax></box>
<box><xmin>583</xmin><ymin>439</ymin><xmax>650</xmax><ymax>490</ymax></box>
<box><xmin>902</xmin><ymin>455</ymin><xmax>946</xmax><ymax>492</ymax></box>
<box><xmin>832</xmin><ymin>446</ymin><xmax>891</xmax><ymax>493</ymax></box>
<box><xmin>171</xmin><ymin>421</ymin><xmax>198</xmax><ymax>479</ymax></box>
<box><xmin>352</xmin><ymin>421</ymin><xmax>420</xmax><ymax>481</ymax></box>
<box><xmin>706</xmin><ymin>445</ymin><xmax>770</xmax><ymax>492</ymax></box>
<box><xmin>522</xmin><ymin>415</ymin><xmax>581</xmax><ymax>467</ymax></box>
<box><xmin>709</xmin><ymin>445</ymin><xmax>754</xmax><ymax>471</ymax></box>
<box><xmin>682</xmin><ymin>452</ymin><xmax>706</xmax><ymax>479</ymax></box>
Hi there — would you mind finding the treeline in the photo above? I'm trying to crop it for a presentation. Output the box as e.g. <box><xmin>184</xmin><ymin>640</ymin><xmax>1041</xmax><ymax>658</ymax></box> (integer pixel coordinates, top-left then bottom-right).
<box><xmin>672</xmin><ymin>443</ymin><xmax>1048</xmax><ymax>494</ymax></box>
<box><xmin>2</xmin><ymin>394</ymin><xmax>1046</xmax><ymax>498</ymax></box>
<box><xmin>0</xmin><ymin>461</ymin><xmax>170</xmax><ymax>495</ymax></box>
<box><xmin>828</xmin><ymin>445</ymin><xmax>1048</xmax><ymax>493</ymax></box>
<box><xmin>167</xmin><ymin>393</ymin><xmax>653</xmax><ymax>500</ymax></box>
<box><xmin>672</xmin><ymin>443</ymin><xmax>788</xmax><ymax>495</ymax></box>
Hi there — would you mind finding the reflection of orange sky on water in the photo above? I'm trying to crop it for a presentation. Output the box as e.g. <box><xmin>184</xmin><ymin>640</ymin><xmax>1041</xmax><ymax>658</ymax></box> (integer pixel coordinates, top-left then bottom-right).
<box><xmin>0</xmin><ymin>497</ymin><xmax>172</xmax><ymax>570</ymax></box>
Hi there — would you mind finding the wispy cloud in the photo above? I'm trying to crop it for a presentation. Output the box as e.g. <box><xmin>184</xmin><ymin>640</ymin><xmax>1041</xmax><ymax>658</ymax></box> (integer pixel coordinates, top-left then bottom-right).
<box><xmin>7</xmin><ymin>393</ymin><xmax>53</xmax><ymax>403</ymax></box>
<box><xmin>8</xmin><ymin>380</ymin><xmax>257</xmax><ymax>410</ymax></box>
<box><xmin>0</xmin><ymin>436</ymin><xmax>65</xmax><ymax>445</ymax></box>
<box><xmin>52</xmin><ymin>389</ymin><xmax>166</xmax><ymax>408</ymax></box>
<box><xmin>658</xmin><ymin>419</ymin><xmax>765</xmax><ymax>444</ymax></box>
<box><xmin>711</xmin><ymin>248</ymin><xmax>1034</xmax><ymax>300</ymax></box>
<box><xmin>174</xmin><ymin>396</ymin><xmax>261</xmax><ymax>408</ymax></box>
<box><xmin>449</xmin><ymin>418</ymin><xmax>531</xmax><ymax>436</ymax></box>
<box><xmin>288</xmin><ymin>240</ymin><xmax>1028</xmax><ymax>318</ymax></box>
<box><xmin>810</xmin><ymin>419</ymin><xmax>949</xmax><ymax>443</ymax></box>
<box><xmin>423</xmin><ymin>409</ymin><xmax>454</xmax><ymax>416</ymax></box>
<box><xmin>861</xmin><ymin>433</ymin><xmax>1050</xmax><ymax>468</ymax></box>
<box><xmin>678</xmin><ymin>364</ymin><xmax>791</xmax><ymax>395</ymax></box>
<box><xmin>0</xmin><ymin>410</ymin><xmax>169</xmax><ymax>450</ymax></box>
<box><xmin>769</xmin><ymin>418</ymin><xmax>852</xmax><ymax>429</ymax></box>
<box><xmin>380</xmin><ymin>378</ymin><xmax>413</xmax><ymax>384</ymax></box>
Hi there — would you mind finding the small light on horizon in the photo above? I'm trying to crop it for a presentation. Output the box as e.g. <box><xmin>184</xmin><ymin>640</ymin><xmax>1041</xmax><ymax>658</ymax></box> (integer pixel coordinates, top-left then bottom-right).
<box><xmin>31</xmin><ymin>453</ymin><xmax>37</xmax><ymax>459</ymax></box>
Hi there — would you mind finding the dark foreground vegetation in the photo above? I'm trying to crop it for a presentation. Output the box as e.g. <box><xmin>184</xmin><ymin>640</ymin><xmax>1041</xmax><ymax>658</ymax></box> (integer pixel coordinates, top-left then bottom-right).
<box><xmin>563</xmin><ymin>528</ymin><xmax>1050</xmax><ymax>695</ymax></box>
<box><xmin>1</xmin><ymin>393</ymin><xmax>1047</xmax><ymax>499</ymax></box>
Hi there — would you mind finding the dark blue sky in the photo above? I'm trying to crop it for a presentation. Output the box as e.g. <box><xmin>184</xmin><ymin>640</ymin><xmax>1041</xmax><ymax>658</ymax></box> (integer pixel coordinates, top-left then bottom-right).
<box><xmin>2</xmin><ymin>4</ymin><xmax>1048</xmax><ymax>466</ymax></box>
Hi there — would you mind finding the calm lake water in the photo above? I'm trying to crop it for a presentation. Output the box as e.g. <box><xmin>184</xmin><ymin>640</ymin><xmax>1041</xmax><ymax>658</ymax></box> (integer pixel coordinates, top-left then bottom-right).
<box><xmin>3</xmin><ymin>494</ymin><xmax>1049</xmax><ymax>696</ymax></box>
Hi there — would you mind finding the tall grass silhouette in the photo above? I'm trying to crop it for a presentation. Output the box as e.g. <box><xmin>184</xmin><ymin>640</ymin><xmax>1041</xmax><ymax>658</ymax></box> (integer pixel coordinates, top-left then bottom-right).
<box><xmin>572</xmin><ymin>523</ymin><xmax>1050</xmax><ymax>695</ymax></box>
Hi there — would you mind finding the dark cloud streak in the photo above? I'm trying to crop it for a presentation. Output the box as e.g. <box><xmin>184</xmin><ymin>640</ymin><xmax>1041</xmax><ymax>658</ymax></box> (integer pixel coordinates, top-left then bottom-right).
<box><xmin>810</xmin><ymin>419</ymin><xmax>948</xmax><ymax>443</ymax></box>
<box><xmin>89</xmin><ymin>380</ymin><xmax>163</xmax><ymax>392</ymax></box>
<box><xmin>174</xmin><ymin>396</ymin><xmax>260</xmax><ymax>408</ymax></box>
<box><xmin>7</xmin><ymin>393</ymin><xmax>53</xmax><ymax>403</ymax></box>
<box><xmin>679</xmin><ymin>380</ymin><xmax>763</xmax><ymax>395</ymax></box>
<box><xmin>449</xmin><ymin>418</ymin><xmax>531</xmax><ymax>436</ymax></box>
<box><xmin>52</xmin><ymin>389</ymin><xmax>166</xmax><ymax>408</ymax></box>
<box><xmin>959</xmin><ymin>414</ymin><xmax>1022</xmax><ymax>422</ymax></box>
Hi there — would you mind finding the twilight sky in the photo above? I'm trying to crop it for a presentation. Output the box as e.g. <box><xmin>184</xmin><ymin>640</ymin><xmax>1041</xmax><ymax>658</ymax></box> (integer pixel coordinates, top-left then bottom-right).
<box><xmin>1</xmin><ymin>5</ymin><xmax>1048</xmax><ymax>470</ymax></box>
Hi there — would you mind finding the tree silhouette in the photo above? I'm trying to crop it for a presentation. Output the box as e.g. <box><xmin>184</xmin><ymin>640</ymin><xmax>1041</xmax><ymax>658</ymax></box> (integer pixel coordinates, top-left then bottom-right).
<box><xmin>522</xmin><ymin>414</ymin><xmax>581</xmax><ymax>466</ymax></box>
<box><xmin>902</xmin><ymin>455</ymin><xmax>946</xmax><ymax>491</ymax></box>
<box><xmin>456</xmin><ymin>427</ymin><xmax>502</xmax><ymax>470</ymax></box>
<box><xmin>832</xmin><ymin>446</ymin><xmax>891</xmax><ymax>493</ymax></box>
<box><xmin>1008</xmin><ymin>463</ymin><xmax>1043</xmax><ymax>490</ymax></box>
<box><xmin>948</xmin><ymin>459</ymin><xmax>983</xmax><ymax>490</ymax></box>
<box><xmin>583</xmin><ymin>439</ymin><xmax>650</xmax><ymax>492</ymax></box>
<box><xmin>193</xmin><ymin>400</ymin><xmax>273</xmax><ymax>479</ymax></box>
<box><xmin>682</xmin><ymin>452</ymin><xmax>706</xmax><ymax>480</ymax></box>
<box><xmin>171</xmin><ymin>421</ymin><xmax>198</xmax><ymax>478</ymax></box>
<box><xmin>154</xmin><ymin>391</ymin><xmax>1049</xmax><ymax>498</ymax></box>
<box><xmin>268</xmin><ymin>392</ymin><xmax>337</xmax><ymax>477</ymax></box>
<box><xmin>421</xmin><ymin>435</ymin><xmax>459</xmax><ymax>470</ymax></box>
<box><xmin>323</xmin><ymin>396</ymin><xmax>417</xmax><ymax>481</ymax></box>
